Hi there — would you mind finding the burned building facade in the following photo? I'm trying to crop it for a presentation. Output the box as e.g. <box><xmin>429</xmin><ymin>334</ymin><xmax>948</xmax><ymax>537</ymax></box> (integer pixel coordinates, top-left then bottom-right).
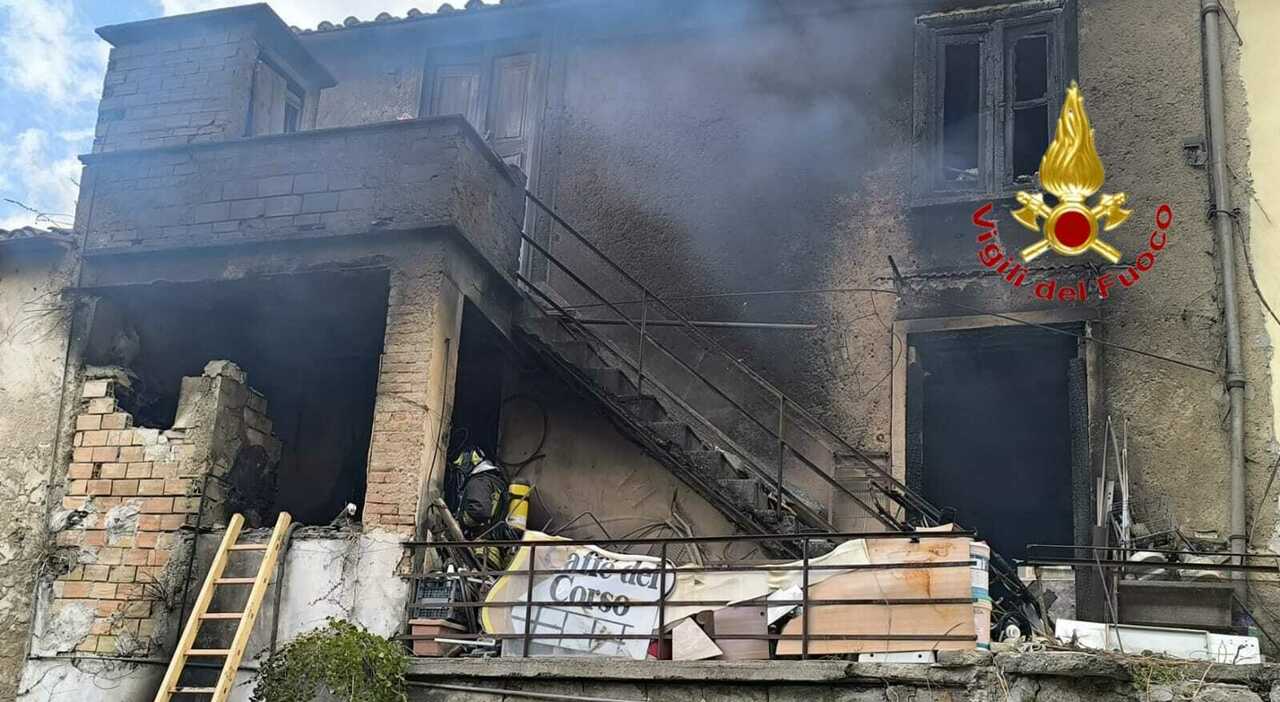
<box><xmin>2</xmin><ymin>0</ymin><xmax>1279</xmax><ymax>699</ymax></box>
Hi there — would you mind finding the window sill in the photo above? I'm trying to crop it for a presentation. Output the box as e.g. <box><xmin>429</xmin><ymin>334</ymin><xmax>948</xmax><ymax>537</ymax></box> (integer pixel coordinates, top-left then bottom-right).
<box><xmin>909</xmin><ymin>190</ymin><xmax>1029</xmax><ymax>211</ymax></box>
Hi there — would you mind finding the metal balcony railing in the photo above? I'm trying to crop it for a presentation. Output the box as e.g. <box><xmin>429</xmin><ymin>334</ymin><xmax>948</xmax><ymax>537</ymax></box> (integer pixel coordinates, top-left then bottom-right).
<box><xmin>402</xmin><ymin>529</ymin><xmax>979</xmax><ymax>659</ymax></box>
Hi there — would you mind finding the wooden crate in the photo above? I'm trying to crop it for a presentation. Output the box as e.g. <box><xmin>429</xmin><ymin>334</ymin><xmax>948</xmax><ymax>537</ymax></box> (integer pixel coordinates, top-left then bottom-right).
<box><xmin>776</xmin><ymin>537</ymin><xmax>975</xmax><ymax>655</ymax></box>
<box><xmin>408</xmin><ymin>618</ymin><xmax>466</xmax><ymax>657</ymax></box>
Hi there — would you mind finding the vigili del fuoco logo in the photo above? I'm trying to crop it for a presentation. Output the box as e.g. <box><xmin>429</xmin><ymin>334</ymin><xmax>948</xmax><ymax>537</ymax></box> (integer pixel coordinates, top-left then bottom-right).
<box><xmin>972</xmin><ymin>81</ymin><xmax>1174</xmax><ymax>302</ymax></box>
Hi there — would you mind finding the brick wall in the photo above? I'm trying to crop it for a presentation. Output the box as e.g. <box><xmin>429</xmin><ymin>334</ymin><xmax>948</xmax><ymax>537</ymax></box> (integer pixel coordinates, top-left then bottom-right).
<box><xmin>362</xmin><ymin>267</ymin><xmax>447</xmax><ymax>534</ymax></box>
<box><xmin>42</xmin><ymin>362</ymin><xmax>278</xmax><ymax>657</ymax></box>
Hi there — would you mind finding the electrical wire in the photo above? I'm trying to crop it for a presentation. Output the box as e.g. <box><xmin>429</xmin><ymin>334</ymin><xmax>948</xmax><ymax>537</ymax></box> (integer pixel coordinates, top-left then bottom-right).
<box><xmin>564</xmin><ymin>283</ymin><xmax>1218</xmax><ymax>375</ymax></box>
<box><xmin>496</xmin><ymin>393</ymin><xmax>549</xmax><ymax>471</ymax></box>
<box><xmin>423</xmin><ymin>337</ymin><xmax>455</xmax><ymax>513</ymax></box>
<box><xmin>1228</xmin><ymin>206</ymin><xmax>1280</xmax><ymax>330</ymax></box>
<box><xmin>1247</xmin><ymin>453</ymin><xmax>1280</xmax><ymax>548</ymax></box>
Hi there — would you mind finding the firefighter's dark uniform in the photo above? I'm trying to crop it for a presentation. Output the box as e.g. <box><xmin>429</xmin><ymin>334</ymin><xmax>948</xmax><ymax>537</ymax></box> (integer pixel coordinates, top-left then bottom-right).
<box><xmin>458</xmin><ymin>461</ymin><xmax>508</xmax><ymax>540</ymax></box>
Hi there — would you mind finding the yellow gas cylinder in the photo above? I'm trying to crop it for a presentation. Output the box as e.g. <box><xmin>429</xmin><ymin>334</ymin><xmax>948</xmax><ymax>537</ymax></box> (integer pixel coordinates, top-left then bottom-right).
<box><xmin>506</xmin><ymin>480</ymin><xmax>532</xmax><ymax>531</ymax></box>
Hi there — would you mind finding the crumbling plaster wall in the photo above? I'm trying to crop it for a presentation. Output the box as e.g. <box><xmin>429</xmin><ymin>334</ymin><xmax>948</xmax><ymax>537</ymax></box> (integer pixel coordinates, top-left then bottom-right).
<box><xmin>303</xmin><ymin>26</ymin><xmax>426</xmax><ymax>128</ymax></box>
<box><xmin>0</xmin><ymin>246</ymin><xmax>76</xmax><ymax>699</ymax></box>
<box><xmin>15</xmin><ymin>529</ymin><xmax>410</xmax><ymax>702</ymax></box>
<box><xmin>499</xmin><ymin>373</ymin><xmax>747</xmax><ymax>559</ymax></box>
<box><xmin>1074</xmin><ymin>0</ymin><xmax>1276</xmax><ymax>607</ymax></box>
<box><xmin>1238</xmin><ymin>0</ymin><xmax>1280</xmax><ymax>543</ymax></box>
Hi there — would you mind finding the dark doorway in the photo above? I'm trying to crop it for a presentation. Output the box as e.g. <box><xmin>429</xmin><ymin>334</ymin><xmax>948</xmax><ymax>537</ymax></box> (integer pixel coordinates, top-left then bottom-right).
<box><xmin>907</xmin><ymin>325</ymin><xmax>1078</xmax><ymax>559</ymax></box>
<box><xmin>447</xmin><ymin>300</ymin><xmax>509</xmax><ymax>460</ymax></box>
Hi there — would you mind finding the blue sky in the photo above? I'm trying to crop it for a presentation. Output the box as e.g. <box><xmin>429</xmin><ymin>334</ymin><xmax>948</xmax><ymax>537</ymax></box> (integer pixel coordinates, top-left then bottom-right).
<box><xmin>0</xmin><ymin>0</ymin><xmax>447</xmax><ymax>230</ymax></box>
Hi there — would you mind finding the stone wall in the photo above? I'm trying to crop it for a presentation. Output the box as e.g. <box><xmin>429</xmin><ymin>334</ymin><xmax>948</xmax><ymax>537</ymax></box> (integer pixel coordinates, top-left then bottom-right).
<box><xmin>92</xmin><ymin>5</ymin><xmax>333</xmax><ymax>154</ymax></box>
<box><xmin>93</xmin><ymin>22</ymin><xmax>261</xmax><ymax>153</ymax></box>
<box><xmin>76</xmin><ymin>117</ymin><xmax>525</xmax><ymax>279</ymax></box>
<box><xmin>35</xmin><ymin>361</ymin><xmax>278</xmax><ymax>658</ymax></box>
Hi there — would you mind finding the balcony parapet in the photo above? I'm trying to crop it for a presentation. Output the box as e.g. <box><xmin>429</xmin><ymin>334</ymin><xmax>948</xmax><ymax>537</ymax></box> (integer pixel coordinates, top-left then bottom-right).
<box><xmin>76</xmin><ymin>115</ymin><xmax>525</xmax><ymax>277</ymax></box>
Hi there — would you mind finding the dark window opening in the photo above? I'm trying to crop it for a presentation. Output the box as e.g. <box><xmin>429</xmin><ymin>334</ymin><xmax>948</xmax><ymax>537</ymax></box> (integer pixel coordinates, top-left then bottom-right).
<box><xmin>1013</xmin><ymin>36</ymin><xmax>1048</xmax><ymax>100</ymax></box>
<box><xmin>914</xmin><ymin>3</ymin><xmax>1069</xmax><ymax>200</ymax></box>
<box><xmin>1008</xmin><ymin>34</ymin><xmax>1052</xmax><ymax>184</ymax></box>
<box><xmin>83</xmin><ymin>270</ymin><xmax>389</xmax><ymax>525</ymax></box>
<box><xmin>907</xmin><ymin>325</ymin><xmax>1078</xmax><ymax>561</ymax></box>
<box><xmin>447</xmin><ymin>300</ymin><xmax>509</xmax><ymax>462</ymax></box>
<box><xmin>941</xmin><ymin>42</ymin><xmax>982</xmax><ymax>186</ymax></box>
<box><xmin>1012</xmin><ymin>103</ymin><xmax>1049</xmax><ymax>180</ymax></box>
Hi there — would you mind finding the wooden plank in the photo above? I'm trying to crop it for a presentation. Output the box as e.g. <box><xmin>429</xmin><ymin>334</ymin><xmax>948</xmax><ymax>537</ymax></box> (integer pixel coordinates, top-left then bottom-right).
<box><xmin>711</xmin><ymin>605</ymin><xmax>769</xmax><ymax>660</ymax></box>
<box><xmin>153</xmin><ymin>513</ymin><xmax>244</xmax><ymax>702</ymax></box>
<box><xmin>228</xmin><ymin>544</ymin><xmax>268</xmax><ymax>551</ymax></box>
<box><xmin>211</xmin><ymin>512</ymin><xmax>292</xmax><ymax>701</ymax></box>
<box><xmin>776</xmin><ymin>537</ymin><xmax>974</xmax><ymax>656</ymax></box>
<box><xmin>198</xmin><ymin>613</ymin><xmax>244</xmax><ymax>620</ymax></box>
<box><xmin>777</xmin><ymin>603</ymin><xmax>975</xmax><ymax>655</ymax></box>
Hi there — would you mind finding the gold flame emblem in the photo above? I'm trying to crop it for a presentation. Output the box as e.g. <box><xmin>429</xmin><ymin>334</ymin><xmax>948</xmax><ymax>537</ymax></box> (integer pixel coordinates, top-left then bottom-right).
<box><xmin>1013</xmin><ymin>81</ymin><xmax>1129</xmax><ymax>263</ymax></box>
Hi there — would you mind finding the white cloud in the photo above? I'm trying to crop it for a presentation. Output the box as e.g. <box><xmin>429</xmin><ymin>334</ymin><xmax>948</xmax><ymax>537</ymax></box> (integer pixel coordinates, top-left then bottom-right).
<box><xmin>0</xmin><ymin>0</ymin><xmax>108</xmax><ymax>105</ymax></box>
<box><xmin>159</xmin><ymin>0</ymin><xmax>450</xmax><ymax>29</ymax></box>
<box><xmin>0</xmin><ymin>128</ymin><xmax>83</xmax><ymax>230</ymax></box>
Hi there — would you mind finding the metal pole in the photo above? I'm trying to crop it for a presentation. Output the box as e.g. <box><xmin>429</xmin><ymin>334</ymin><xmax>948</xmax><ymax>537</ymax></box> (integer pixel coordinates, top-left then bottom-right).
<box><xmin>777</xmin><ymin>394</ymin><xmax>786</xmax><ymax>522</ymax></box>
<box><xmin>637</xmin><ymin>292</ymin><xmax>647</xmax><ymax>397</ymax></box>
<box><xmin>560</xmin><ymin>317</ymin><xmax>819</xmax><ymax>331</ymax></box>
<box><xmin>1201</xmin><ymin>0</ymin><xmax>1248</xmax><ymax>603</ymax></box>
<box><xmin>657</xmin><ymin>541</ymin><xmax>667</xmax><ymax>658</ymax></box>
<box><xmin>523</xmin><ymin>544</ymin><xmax>536</xmax><ymax>657</ymax></box>
<box><xmin>801</xmin><ymin>537</ymin><xmax>810</xmax><ymax>660</ymax></box>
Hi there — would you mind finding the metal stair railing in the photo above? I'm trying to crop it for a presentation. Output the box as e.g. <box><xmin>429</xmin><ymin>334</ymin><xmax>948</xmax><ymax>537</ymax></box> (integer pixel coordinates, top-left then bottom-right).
<box><xmin>517</xmin><ymin>189</ymin><xmax>940</xmax><ymax>531</ymax></box>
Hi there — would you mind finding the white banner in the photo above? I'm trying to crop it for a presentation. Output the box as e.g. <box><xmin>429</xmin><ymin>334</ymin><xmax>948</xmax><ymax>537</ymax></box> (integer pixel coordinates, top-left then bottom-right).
<box><xmin>482</xmin><ymin>533</ymin><xmax>674</xmax><ymax>659</ymax></box>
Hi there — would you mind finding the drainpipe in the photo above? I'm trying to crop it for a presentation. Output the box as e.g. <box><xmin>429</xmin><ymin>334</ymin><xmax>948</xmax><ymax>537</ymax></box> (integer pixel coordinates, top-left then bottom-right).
<box><xmin>1200</xmin><ymin>0</ymin><xmax>1247</xmax><ymax>603</ymax></box>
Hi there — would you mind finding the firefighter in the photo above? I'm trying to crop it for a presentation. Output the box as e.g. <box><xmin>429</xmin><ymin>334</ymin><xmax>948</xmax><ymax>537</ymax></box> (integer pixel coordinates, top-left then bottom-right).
<box><xmin>454</xmin><ymin>447</ymin><xmax>512</xmax><ymax>540</ymax></box>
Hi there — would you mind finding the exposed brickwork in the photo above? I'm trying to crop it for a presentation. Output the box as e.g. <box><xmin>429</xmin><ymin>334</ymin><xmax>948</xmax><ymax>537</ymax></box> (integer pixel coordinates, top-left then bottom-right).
<box><xmin>45</xmin><ymin>363</ymin><xmax>278</xmax><ymax>656</ymax></box>
<box><xmin>362</xmin><ymin>268</ymin><xmax>445</xmax><ymax>534</ymax></box>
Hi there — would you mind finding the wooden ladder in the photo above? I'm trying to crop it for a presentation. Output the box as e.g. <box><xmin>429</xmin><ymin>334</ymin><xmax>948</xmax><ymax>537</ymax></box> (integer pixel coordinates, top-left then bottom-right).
<box><xmin>154</xmin><ymin>511</ymin><xmax>292</xmax><ymax>701</ymax></box>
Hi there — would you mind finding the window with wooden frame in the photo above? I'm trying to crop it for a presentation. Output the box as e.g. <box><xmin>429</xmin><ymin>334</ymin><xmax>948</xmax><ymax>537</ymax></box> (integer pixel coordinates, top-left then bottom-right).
<box><xmin>912</xmin><ymin>0</ymin><xmax>1075</xmax><ymax>204</ymax></box>
<box><xmin>249</xmin><ymin>56</ymin><xmax>307</xmax><ymax>137</ymax></box>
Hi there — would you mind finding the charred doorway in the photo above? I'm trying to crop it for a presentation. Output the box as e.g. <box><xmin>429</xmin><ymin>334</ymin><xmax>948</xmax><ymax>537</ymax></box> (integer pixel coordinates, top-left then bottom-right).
<box><xmin>905</xmin><ymin>324</ymin><xmax>1082</xmax><ymax>560</ymax></box>
<box><xmin>84</xmin><ymin>270</ymin><xmax>389</xmax><ymax>525</ymax></box>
